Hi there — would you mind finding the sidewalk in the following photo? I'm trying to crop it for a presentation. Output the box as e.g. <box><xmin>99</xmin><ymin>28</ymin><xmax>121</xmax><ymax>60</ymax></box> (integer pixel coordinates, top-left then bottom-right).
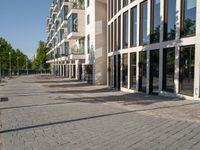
<box><xmin>1</xmin><ymin>75</ymin><xmax>200</xmax><ymax>150</ymax></box>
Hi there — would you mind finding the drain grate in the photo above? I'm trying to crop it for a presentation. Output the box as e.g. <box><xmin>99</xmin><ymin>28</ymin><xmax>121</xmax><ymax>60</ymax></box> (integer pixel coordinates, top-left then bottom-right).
<box><xmin>0</xmin><ymin>97</ymin><xmax>9</xmax><ymax>102</ymax></box>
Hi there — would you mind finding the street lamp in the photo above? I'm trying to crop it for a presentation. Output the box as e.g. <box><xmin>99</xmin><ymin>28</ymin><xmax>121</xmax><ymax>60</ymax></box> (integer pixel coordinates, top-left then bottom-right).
<box><xmin>17</xmin><ymin>56</ymin><xmax>19</xmax><ymax>76</ymax></box>
<box><xmin>9</xmin><ymin>52</ymin><xmax>11</xmax><ymax>77</ymax></box>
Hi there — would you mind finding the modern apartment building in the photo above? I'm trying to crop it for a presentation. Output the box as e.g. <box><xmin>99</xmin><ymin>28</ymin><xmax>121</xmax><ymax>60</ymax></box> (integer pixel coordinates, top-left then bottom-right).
<box><xmin>107</xmin><ymin>0</ymin><xmax>200</xmax><ymax>99</ymax></box>
<box><xmin>46</xmin><ymin>0</ymin><xmax>107</xmax><ymax>85</ymax></box>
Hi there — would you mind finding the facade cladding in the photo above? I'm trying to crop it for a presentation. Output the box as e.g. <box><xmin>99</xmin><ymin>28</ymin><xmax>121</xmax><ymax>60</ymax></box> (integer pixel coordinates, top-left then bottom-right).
<box><xmin>46</xmin><ymin>0</ymin><xmax>107</xmax><ymax>85</ymax></box>
<box><xmin>46</xmin><ymin>0</ymin><xmax>200</xmax><ymax>99</ymax></box>
<box><xmin>108</xmin><ymin>0</ymin><xmax>200</xmax><ymax>99</ymax></box>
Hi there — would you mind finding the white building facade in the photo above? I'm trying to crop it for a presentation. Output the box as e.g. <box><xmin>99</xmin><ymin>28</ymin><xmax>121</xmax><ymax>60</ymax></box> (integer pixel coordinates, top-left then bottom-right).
<box><xmin>46</xmin><ymin>0</ymin><xmax>107</xmax><ymax>85</ymax></box>
<box><xmin>107</xmin><ymin>0</ymin><xmax>200</xmax><ymax>99</ymax></box>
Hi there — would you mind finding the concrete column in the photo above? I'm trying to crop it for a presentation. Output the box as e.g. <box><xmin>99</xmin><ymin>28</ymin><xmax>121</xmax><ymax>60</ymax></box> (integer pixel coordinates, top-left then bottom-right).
<box><xmin>194</xmin><ymin>0</ymin><xmax>200</xmax><ymax>98</ymax></box>
<box><xmin>136</xmin><ymin>51</ymin><xmax>139</xmax><ymax>91</ymax></box>
<box><xmin>69</xmin><ymin>62</ymin><xmax>72</xmax><ymax>79</ymax></box>
<box><xmin>159</xmin><ymin>48</ymin><xmax>163</xmax><ymax>92</ymax></box>
<box><xmin>174</xmin><ymin>46</ymin><xmax>180</xmax><ymax>94</ymax></box>
<box><xmin>60</xmin><ymin>64</ymin><xmax>62</xmax><ymax>76</ymax></box>
<box><xmin>75</xmin><ymin>60</ymin><xmax>80</xmax><ymax>80</ymax></box>
<box><xmin>127</xmin><ymin>53</ymin><xmax>130</xmax><ymax>89</ymax></box>
<box><xmin>62</xmin><ymin>64</ymin><xmax>65</xmax><ymax>77</ymax></box>
<box><xmin>146</xmin><ymin>50</ymin><xmax>150</xmax><ymax>94</ymax></box>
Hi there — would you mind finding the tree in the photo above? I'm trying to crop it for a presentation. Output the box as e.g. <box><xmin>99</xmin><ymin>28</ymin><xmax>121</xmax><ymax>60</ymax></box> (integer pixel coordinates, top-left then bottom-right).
<box><xmin>32</xmin><ymin>41</ymin><xmax>50</xmax><ymax>71</ymax></box>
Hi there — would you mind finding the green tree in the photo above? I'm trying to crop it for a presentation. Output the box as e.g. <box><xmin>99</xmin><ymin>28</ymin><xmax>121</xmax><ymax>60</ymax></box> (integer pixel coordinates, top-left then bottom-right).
<box><xmin>32</xmin><ymin>41</ymin><xmax>49</xmax><ymax>71</ymax></box>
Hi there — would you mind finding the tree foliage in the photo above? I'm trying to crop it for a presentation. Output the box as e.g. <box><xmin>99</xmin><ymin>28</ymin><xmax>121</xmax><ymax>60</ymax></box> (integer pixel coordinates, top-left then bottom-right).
<box><xmin>32</xmin><ymin>41</ymin><xmax>49</xmax><ymax>70</ymax></box>
<box><xmin>0</xmin><ymin>37</ymin><xmax>29</xmax><ymax>70</ymax></box>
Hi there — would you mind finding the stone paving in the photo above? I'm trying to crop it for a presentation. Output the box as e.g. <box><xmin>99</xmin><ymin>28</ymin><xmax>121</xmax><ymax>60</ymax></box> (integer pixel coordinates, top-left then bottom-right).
<box><xmin>1</xmin><ymin>75</ymin><xmax>200</xmax><ymax>149</ymax></box>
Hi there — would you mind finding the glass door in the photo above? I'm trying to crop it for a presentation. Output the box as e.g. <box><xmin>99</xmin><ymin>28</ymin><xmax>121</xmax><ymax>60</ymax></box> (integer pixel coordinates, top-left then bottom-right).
<box><xmin>179</xmin><ymin>46</ymin><xmax>195</xmax><ymax>96</ymax></box>
<box><xmin>150</xmin><ymin>50</ymin><xmax>159</xmax><ymax>94</ymax></box>
<box><xmin>139</xmin><ymin>51</ymin><xmax>147</xmax><ymax>92</ymax></box>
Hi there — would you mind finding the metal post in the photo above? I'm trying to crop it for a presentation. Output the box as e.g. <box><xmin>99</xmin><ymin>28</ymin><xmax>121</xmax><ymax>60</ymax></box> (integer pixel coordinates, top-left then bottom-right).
<box><xmin>0</xmin><ymin>57</ymin><xmax>1</xmax><ymax>78</ymax></box>
<box><xmin>9</xmin><ymin>52</ymin><xmax>11</xmax><ymax>77</ymax></box>
<box><xmin>26</xmin><ymin>58</ymin><xmax>28</xmax><ymax>75</ymax></box>
<box><xmin>17</xmin><ymin>57</ymin><xmax>19</xmax><ymax>76</ymax></box>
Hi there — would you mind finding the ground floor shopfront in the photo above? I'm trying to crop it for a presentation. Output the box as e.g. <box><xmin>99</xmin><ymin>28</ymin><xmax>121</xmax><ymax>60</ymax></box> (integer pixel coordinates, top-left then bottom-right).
<box><xmin>108</xmin><ymin>45</ymin><xmax>198</xmax><ymax>99</ymax></box>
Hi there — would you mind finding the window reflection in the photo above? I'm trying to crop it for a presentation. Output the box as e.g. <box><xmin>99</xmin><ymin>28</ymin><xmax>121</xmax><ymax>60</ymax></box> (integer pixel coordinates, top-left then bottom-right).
<box><xmin>140</xmin><ymin>1</ymin><xmax>148</xmax><ymax>45</ymax></box>
<box><xmin>122</xmin><ymin>54</ymin><xmax>128</xmax><ymax>88</ymax></box>
<box><xmin>123</xmin><ymin>11</ymin><xmax>128</xmax><ymax>48</ymax></box>
<box><xmin>181</xmin><ymin>0</ymin><xmax>196</xmax><ymax>36</ymax></box>
<box><xmin>130</xmin><ymin>53</ymin><xmax>137</xmax><ymax>90</ymax></box>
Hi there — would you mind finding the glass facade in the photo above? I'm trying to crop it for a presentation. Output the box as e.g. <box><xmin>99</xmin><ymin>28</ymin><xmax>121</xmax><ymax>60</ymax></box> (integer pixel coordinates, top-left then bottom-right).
<box><xmin>130</xmin><ymin>6</ymin><xmax>137</xmax><ymax>47</ymax></box>
<box><xmin>130</xmin><ymin>52</ymin><xmax>137</xmax><ymax>90</ymax></box>
<box><xmin>150</xmin><ymin>0</ymin><xmax>160</xmax><ymax>43</ymax></box>
<box><xmin>181</xmin><ymin>0</ymin><xmax>196</xmax><ymax>36</ymax></box>
<box><xmin>118</xmin><ymin>15</ymin><xmax>121</xmax><ymax>50</ymax></box>
<box><xmin>123</xmin><ymin>0</ymin><xmax>128</xmax><ymax>7</ymax></box>
<box><xmin>139</xmin><ymin>51</ymin><xmax>147</xmax><ymax>92</ymax></box>
<box><xmin>179</xmin><ymin>46</ymin><xmax>195</xmax><ymax>96</ymax></box>
<box><xmin>68</xmin><ymin>13</ymin><xmax>78</xmax><ymax>34</ymax></box>
<box><xmin>164</xmin><ymin>0</ymin><xmax>176</xmax><ymax>40</ymax></box>
<box><xmin>163</xmin><ymin>48</ymin><xmax>175</xmax><ymax>92</ymax></box>
<box><xmin>122</xmin><ymin>54</ymin><xmax>128</xmax><ymax>88</ymax></box>
<box><xmin>123</xmin><ymin>11</ymin><xmax>128</xmax><ymax>48</ymax></box>
<box><xmin>150</xmin><ymin>50</ymin><xmax>159</xmax><ymax>94</ymax></box>
<box><xmin>140</xmin><ymin>1</ymin><xmax>148</xmax><ymax>45</ymax></box>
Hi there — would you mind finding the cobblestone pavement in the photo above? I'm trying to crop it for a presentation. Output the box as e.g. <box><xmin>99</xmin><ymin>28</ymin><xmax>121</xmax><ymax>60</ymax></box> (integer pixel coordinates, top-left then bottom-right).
<box><xmin>1</xmin><ymin>75</ymin><xmax>200</xmax><ymax>150</ymax></box>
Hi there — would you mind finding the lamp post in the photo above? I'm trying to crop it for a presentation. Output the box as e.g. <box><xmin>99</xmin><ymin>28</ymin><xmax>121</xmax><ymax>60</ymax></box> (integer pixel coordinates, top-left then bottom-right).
<box><xmin>9</xmin><ymin>52</ymin><xmax>11</xmax><ymax>77</ymax></box>
<box><xmin>17</xmin><ymin>56</ymin><xmax>19</xmax><ymax>76</ymax></box>
<box><xmin>26</xmin><ymin>58</ymin><xmax>28</xmax><ymax>75</ymax></box>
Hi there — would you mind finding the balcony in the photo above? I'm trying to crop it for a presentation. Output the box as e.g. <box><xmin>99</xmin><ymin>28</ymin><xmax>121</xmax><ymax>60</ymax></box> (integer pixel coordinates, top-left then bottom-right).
<box><xmin>68</xmin><ymin>47</ymin><xmax>85</xmax><ymax>60</ymax></box>
<box><xmin>66</xmin><ymin>10</ymin><xmax>85</xmax><ymax>40</ymax></box>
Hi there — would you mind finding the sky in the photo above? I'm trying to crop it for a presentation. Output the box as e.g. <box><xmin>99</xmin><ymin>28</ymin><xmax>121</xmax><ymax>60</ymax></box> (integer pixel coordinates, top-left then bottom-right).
<box><xmin>0</xmin><ymin>0</ymin><xmax>51</xmax><ymax>59</ymax></box>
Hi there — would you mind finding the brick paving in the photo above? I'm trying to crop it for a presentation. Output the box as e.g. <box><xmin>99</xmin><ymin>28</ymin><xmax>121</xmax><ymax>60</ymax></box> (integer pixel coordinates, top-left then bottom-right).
<box><xmin>1</xmin><ymin>75</ymin><xmax>200</xmax><ymax>149</ymax></box>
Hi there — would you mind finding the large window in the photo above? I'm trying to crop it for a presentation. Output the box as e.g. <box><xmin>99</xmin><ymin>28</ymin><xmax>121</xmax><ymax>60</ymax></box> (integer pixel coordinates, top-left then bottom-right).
<box><xmin>118</xmin><ymin>15</ymin><xmax>121</xmax><ymax>50</ymax></box>
<box><xmin>164</xmin><ymin>0</ymin><xmax>176</xmax><ymax>41</ymax></box>
<box><xmin>139</xmin><ymin>51</ymin><xmax>147</xmax><ymax>92</ymax></box>
<box><xmin>140</xmin><ymin>1</ymin><xmax>148</xmax><ymax>45</ymax></box>
<box><xmin>163</xmin><ymin>48</ymin><xmax>175</xmax><ymax>92</ymax></box>
<box><xmin>111</xmin><ymin>22</ymin><xmax>113</xmax><ymax>52</ymax></box>
<box><xmin>130</xmin><ymin>6</ymin><xmax>137</xmax><ymax>47</ymax></box>
<box><xmin>130</xmin><ymin>52</ymin><xmax>137</xmax><ymax>90</ymax></box>
<box><xmin>114</xmin><ymin>19</ymin><xmax>117</xmax><ymax>51</ymax></box>
<box><xmin>118</xmin><ymin>0</ymin><xmax>121</xmax><ymax>11</ymax></box>
<box><xmin>108</xmin><ymin>25</ymin><xmax>110</xmax><ymax>53</ymax></box>
<box><xmin>150</xmin><ymin>0</ymin><xmax>160</xmax><ymax>43</ymax></box>
<box><xmin>123</xmin><ymin>11</ymin><xmax>128</xmax><ymax>48</ymax></box>
<box><xmin>122</xmin><ymin>54</ymin><xmax>128</xmax><ymax>88</ymax></box>
<box><xmin>123</xmin><ymin>0</ymin><xmax>128</xmax><ymax>7</ymax></box>
<box><xmin>181</xmin><ymin>0</ymin><xmax>196</xmax><ymax>37</ymax></box>
<box><xmin>87</xmin><ymin>34</ymin><xmax>90</xmax><ymax>53</ymax></box>
<box><xmin>68</xmin><ymin>13</ymin><xmax>78</xmax><ymax>34</ymax></box>
<box><xmin>179</xmin><ymin>46</ymin><xmax>195</xmax><ymax>96</ymax></box>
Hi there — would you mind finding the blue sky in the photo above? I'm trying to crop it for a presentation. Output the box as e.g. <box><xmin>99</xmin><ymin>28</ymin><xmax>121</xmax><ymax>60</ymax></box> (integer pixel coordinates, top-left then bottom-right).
<box><xmin>0</xmin><ymin>0</ymin><xmax>51</xmax><ymax>58</ymax></box>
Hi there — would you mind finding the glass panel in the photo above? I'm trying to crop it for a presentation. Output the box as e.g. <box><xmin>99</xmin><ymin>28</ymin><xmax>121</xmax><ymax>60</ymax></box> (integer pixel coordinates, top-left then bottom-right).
<box><xmin>150</xmin><ymin>0</ymin><xmax>160</xmax><ymax>43</ymax></box>
<box><xmin>139</xmin><ymin>51</ymin><xmax>147</xmax><ymax>92</ymax></box>
<box><xmin>181</xmin><ymin>0</ymin><xmax>196</xmax><ymax>36</ymax></box>
<box><xmin>130</xmin><ymin>52</ymin><xmax>137</xmax><ymax>90</ymax></box>
<box><xmin>114</xmin><ymin>19</ymin><xmax>117</xmax><ymax>51</ymax></box>
<box><xmin>163</xmin><ymin>48</ymin><xmax>175</xmax><ymax>92</ymax></box>
<box><xmin>123</xmin><ymin>0</ymin><xmax>128</xmax><ymax>7</ymax></box>
<box><xmin>140</xmin><ymin>1</ymin><xmax>148</xmax><ymax>45</ymax></box>
<box><xmin>68</xmin><ymin>13</ymin><xmax>78</xmax><ymax>34</ymax></box>
<box><xmin>122</xmin><ymin>54</ymin><xmax>128</xmax><ymax>88</ymax></box>
<box><xmin>150</xmin><ymin>50</ymin><xmax>159</xmax><ymax>94</ymax></box>
<box><xmin>164</xmin><ymin>0</ymin><xmax>176</xmax><ymax>40</ymax></box>
<box><xmin>130</xmin><ymin>6</ymin><xmax>137</xmax><ymax>47</ymax></box>
<box><xmin>179</xmin><ymin>46</ymin><xmax>195</xmax><ymax>96</ymax></box>
<box><xmin>123</xmin><ymin>11</ymin><xmax>128</xmax><ymax>48</ymax></box>
<box><xmin>118</xmin><ymin>15</ymin><xmax>121</xmax><ymax>50</ymax></box>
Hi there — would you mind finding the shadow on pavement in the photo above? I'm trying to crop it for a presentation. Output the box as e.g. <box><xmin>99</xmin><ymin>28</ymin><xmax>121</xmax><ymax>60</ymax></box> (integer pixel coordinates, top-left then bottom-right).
<box><xmin>1</xmin><ymin>101</ymin><xmax>200</xmax><ymax>134</ymax></box>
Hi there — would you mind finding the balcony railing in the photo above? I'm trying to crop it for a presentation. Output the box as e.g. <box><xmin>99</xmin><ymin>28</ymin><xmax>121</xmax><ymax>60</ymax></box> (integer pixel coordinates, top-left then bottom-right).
<box><xmin>69</xmin><ymin>48</ymin><xmax>84</xmax><ymax>55</ymax></box>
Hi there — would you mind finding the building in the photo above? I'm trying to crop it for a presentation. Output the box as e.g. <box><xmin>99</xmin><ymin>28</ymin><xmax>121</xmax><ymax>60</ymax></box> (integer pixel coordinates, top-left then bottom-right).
<box><xmin>46</xmin><ymin>0</ymin><xmax>107</xmax><ymax>85</ymax></box>
<box><xmin>107</xmin><ymin>0</ymin><xmax>200</xmax><ymax>99</ymax></box>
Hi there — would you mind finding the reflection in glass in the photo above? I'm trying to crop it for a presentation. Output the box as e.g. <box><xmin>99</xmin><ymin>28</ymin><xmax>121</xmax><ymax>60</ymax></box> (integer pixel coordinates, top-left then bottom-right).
<box><xmin>130</xmin><ymin>6</ymin><xmax>137</xmax><ymax>47</ymax></box>
<box><xmin>140</xmin><ymin>1</ymin><xmax>148</xmax><ymax>45</ymax></box>
<box><xmin>163</xmin><ymin>48</ymin><xmax>175</xmax><ymax>92</ymax></box>
<box><xmin>150</xmin><ymin>50</ymin><xmax>159</xmax><ymax>94</ymax></box>
<box><xmin>130</xmin><ymin>53</ymin><xmax>137</xmax><ymax>90</ymax></box>
<box><xmin>181</xmin><ymin>0</ymin><xmax>196</xmax><ymax>36</ymax></box>
<box><xmin>164</xmin><ymin>0</ymin><xmax>176</xmax><ymax>40</ymax></box>
<box><xmin>123</xmin><ymin>11</ymin><xmax>128</xmax><ymax>48</ymax></box>
<box><xmin>122</xmin><ymin>54</ymin><xmax>128</xmax><ymax>88</ymax></box>
<box><xmin>179</xmin><ymin>46</ymin><xmax>195</xmax><ymax>96</ymax></box>
<box><xmin>139</xmin><ymin>51</ymin><xmax>147</xmax><ymax>92</ymax></box>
